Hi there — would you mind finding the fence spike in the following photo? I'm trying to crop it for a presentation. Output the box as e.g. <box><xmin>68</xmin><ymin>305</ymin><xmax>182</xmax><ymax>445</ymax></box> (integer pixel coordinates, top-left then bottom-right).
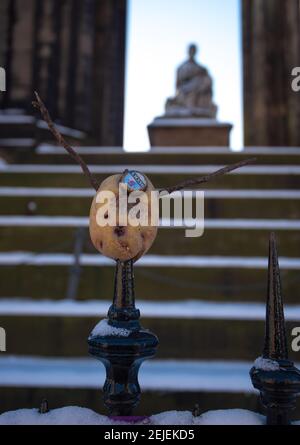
<box><xmin>88</xmin><ymin>260</ymin><xmax>158</xmax><ymax>417</ymax></box>
<box><xmin>263</xmin><ymin>232</ymin><xmax>288</xmax><ymax>360</ymax></box>
<box><xmin>250</xmin><ymin>232</ymin><xmax>300</xmax><ymax>425</ymax></box>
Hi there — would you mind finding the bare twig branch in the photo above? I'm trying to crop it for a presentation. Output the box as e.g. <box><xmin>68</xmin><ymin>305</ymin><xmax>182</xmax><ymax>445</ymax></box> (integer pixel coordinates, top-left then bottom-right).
<box><xmin>32</xmin><ymin>91</ymin><xmax>99</xmax><ymax>191</ymax></box>
<box><xmin>162</xmin><ymin>157</ymin><xmax>257</xmax><ymax>194</ymax></box>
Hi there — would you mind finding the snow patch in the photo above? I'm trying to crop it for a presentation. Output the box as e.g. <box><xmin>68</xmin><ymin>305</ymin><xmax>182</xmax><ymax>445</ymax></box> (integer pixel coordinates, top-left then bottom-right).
<box><xmin>254</xmin><ymin>356</ymin><xmax>280</xmax><ymax>371</ymax></box>
<box><xmin>151</xmin><ymin>410</ymin><xmax>194</xmax><ymax>425</ymax></box>
<box><xmin>0</xmin><ymin>406</ymin><xmax>267</xmax><ymax>425</ymax></box>
<box><xmin>0</xmin><ymin>407</ymin><xmax>115</xmax><ymax>426</ymax></box>
<box><xmin>194</xmin><ymin>409</ymin><xmax>265</xmax><ymax>426</ymax></box>
<box><xmin>90</xmin><ymin>319</ymin><xmax>130</xmax><ymax>337</ymax></box>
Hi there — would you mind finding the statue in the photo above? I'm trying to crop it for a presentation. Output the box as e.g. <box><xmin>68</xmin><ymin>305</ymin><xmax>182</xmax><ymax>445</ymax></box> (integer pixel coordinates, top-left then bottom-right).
<box><xmin>165</xmin><ymin>44</ymin><xmax>217</xmax><ymax>118</ymax></box>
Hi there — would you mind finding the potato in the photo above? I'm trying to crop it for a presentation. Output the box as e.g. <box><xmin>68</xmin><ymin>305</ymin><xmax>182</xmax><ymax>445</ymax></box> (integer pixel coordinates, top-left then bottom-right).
<box><xmin>89</xmin><ymin>172</ymin><xmax>158</xmax><ymax>261</ymax></box>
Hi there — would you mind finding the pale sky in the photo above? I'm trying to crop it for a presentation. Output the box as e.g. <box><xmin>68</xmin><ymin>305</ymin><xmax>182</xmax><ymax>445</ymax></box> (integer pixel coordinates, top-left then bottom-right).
<box><xmin>124</xmin><ymin>0</ymin><xmax>243</xmax><ymax>151</ymax></box>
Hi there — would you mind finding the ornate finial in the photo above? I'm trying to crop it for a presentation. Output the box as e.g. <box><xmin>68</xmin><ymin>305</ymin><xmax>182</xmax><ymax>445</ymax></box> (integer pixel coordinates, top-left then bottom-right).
<box><xmin>88</xmin><ymin>260</ymin><xmax>158</xmax><ymax>416</ymax></box>
<box><xmin>263</xmin><ymin>232</ymin><xmax>288</xmax><ymax>360</ymax></box>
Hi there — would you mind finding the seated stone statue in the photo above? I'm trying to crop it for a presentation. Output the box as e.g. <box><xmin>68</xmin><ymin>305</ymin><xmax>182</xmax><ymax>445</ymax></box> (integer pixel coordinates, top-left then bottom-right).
<box><xmin>165</xmin><ymin>44</ymin><xmax>217</xmax><ymax>118</ymax></box>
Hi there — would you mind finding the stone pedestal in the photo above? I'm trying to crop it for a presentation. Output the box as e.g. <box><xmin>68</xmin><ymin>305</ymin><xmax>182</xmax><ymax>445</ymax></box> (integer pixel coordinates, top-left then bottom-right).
<box><xmin>147</xmin><ymin>117</ymin><xmax>232</xmax><ymax>147</ymax></box>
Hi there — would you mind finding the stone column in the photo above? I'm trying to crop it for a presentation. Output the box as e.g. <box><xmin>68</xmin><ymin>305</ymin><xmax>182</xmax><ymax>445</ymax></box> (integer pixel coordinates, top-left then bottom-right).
<box><xmin>242</xmin><ymin>0</ymin><xmax>300</xmax><ymax>146</ymax></box>
<box><xmin>74</xmin><ymin>0</ymin><xmax>95</xmax><ymax>133</ymax></box>
<box><xmin>0</xmin><ymin>0</ymin><xmax>35</xmax><ymax>110</ymax></box>
<box><xmin>0</xmin><ymin>0</ymin><xmax>10</xmax><ymax>104</ymax></box>
<box><xmin>0</xmin><ymin>0</ymin><xmax>127</xmax><ymax>145</ymax></box>
<box><xmin>92</xmin><ymin>0</ymin><xmax>127</xmax><ymax>146</ymax></box>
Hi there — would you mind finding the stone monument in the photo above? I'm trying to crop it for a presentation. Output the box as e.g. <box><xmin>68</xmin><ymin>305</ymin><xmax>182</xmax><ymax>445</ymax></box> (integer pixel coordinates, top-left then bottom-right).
<box><xmin>148</xmin><ymin>44</ymin><xmax>232</xmax><ymax>147</ymax></box>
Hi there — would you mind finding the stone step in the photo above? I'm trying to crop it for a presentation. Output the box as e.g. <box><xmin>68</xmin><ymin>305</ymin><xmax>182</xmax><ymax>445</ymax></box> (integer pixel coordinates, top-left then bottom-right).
<box><xmin>0</xmin><ymin>115</ymin><xmax>85</xmax><ymax>140</ymax></box>
<box><xmin>0</xmin><ymin>115</ymin><xmax>36</xmax><ymax>139</ymax></box>
<box><xmin>0</xmin><ymin>357</ymin><xmax>256</xmax><ymax>392</ymax></box>
<box><xmin>34</xmin><ymin>145</ymin><xmax>300</xmax><ymax>166</ymax></box>
<box><xmin>2</xmin><ymin>298</ymin><xmax>300</xmax><ymax>321</ymax></box>
<box><xmin>0</xmin><ymin>353</ymin><xmax>271</xmax><ymax>417</ymax></box>
<box><xmin>0</xmin><ymin>219</ymin><xmax>299</xmax><ymax>256</ymax></box>
<box><xmin>0</xmin><ymin>138</ymin><xmax>36</xmax><ymax>151</ymax></box>
<box><xmin>0</xmin><ymin>164</ymin><xmax>300</xmax><ymax>189</ymax></box>
<box><xmin>0</xmin><ymin>254</ymin><xmax>299</xmax><ymax>302</ymax></box>
<box><xmin>2</xmin><ymin>298</ymin><xmax>298</xmax><ymax>363</ymax></box>
<box><xmin>0</xmin><ymin>309</ymin><xmax>299</xmax><ymax>359</ymax></box>
<box><xmin>0</xmin><ymin>121</ymin><xmax>85</xmax><ymax>165</ymax></box>
<box><xmin>0</xmin><ymin>188</ymin><xmax>299</xmax><ymax>218</ymax></box>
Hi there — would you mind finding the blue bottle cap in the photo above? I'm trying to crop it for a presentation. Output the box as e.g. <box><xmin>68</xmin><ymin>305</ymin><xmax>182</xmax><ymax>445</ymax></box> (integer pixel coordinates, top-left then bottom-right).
<box><xmin>121</xmin><ymin>170</ymin><xmax>147</xmax><ymax>192</ymax></box>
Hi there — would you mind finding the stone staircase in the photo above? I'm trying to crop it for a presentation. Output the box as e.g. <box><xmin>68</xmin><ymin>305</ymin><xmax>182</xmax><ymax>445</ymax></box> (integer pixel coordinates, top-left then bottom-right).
<box><xmin>1</xmin><ymin>145</ymin><xmax>300</xmax><ymax>417</ymax></box>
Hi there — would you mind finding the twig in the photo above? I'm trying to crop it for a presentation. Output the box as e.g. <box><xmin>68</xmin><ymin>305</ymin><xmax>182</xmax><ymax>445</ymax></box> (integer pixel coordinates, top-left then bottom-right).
<box><xmin>163</xmin><ymin>157</ymin><xmax>257</xmax><ymax>194</ymax></box>
<box><xmin>32</xmin><ymin>91</ymin><xmax>99</xmax><ymax>191</ymax></box>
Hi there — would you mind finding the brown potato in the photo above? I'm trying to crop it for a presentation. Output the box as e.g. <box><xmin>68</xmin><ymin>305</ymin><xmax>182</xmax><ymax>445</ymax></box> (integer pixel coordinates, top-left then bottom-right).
<box><xmin>89</xmin><ymin>173</ymin><xmax>158</xmax><ymax>261</ymax></box>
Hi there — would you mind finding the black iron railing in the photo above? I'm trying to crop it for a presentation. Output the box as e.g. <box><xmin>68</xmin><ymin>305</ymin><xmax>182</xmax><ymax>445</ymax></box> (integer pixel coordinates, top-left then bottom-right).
<box><xmin>87</xmin><ymin>233</ymin><xmax>300</xmax><ymax>424</ymax></box>
<box><xmin>88</xmin><ymin>259</ymin><xmax>158</xmax><ymax>418</ymax></box>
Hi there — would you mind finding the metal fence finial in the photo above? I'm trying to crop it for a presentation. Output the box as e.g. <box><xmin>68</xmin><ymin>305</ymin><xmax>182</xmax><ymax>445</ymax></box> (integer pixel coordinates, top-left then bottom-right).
<box><xmin>250</xmin><ymin>232</ymin><xmax>300</xmax><ymax>425</ymax></box>
<box><xmin>88</xmin><ymin>260</ymin><xmax>158</xmax><ymax>417</ymax></box>
<box><xmin>263</xmin><ymin>232</ymin><xmax>288</xmax><ymax>361</ymax></box>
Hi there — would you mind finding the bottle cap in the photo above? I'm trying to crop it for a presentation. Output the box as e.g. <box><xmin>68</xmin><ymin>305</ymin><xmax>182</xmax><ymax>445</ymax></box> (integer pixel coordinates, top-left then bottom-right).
<box><xmin>121</xmin><ymin>170</ymin><xmax>147</xmax><ymax>192</ymax></box>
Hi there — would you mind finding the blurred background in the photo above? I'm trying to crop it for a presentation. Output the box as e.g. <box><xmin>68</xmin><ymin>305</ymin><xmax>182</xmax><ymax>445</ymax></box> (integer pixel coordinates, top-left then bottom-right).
<box><xmin>0</xmin><ymin>0</ymin><xmax>300</xmax><ymax>418</ymax></box>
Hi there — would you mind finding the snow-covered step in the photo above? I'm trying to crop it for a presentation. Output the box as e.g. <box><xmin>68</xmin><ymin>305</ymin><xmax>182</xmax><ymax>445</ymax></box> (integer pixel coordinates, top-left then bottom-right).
<box><xmin>1</xmin><ymin>215</ymin><xmax>300</xmax><ymax>230</ymax></box>
<box><xmin>1</xmin><ymin>188</ymin><xmax>299</xmax><ymax>219</ymax></box>
<box><xmin>1</xmin><ymin>298</ymin><xmax>300</xmax><ymax>321</ymax></box>
<box><xmin>37</xmin><ymin>145</ymin><xmax>300</xmax><ymax>156</ymax></box>
<box><xmin>1</xmin><ymin>216</ymin><xmax>300</xmax><ymax>257</ymax></box>
<box><xmin>0</xmin><ymin>115</ymin><xmax>35</xmax><ymax>125</ymax></box>
<box><xmin>34</xmin><ymin>144</ymin><xmax>300</xmax><ymax>167</ymax></box>
<box><xmin>3</xmin><ymin>306</ymin><xmax>299</xmax><ymax>360</ymax></box>
<box><xmin>0</xmin><ymin>356</ymin><xmax>260</xmax><ymax>392</ymax></box>
<box><xmin>1</xmin><ymin>164</ymin><xmax>299</xmax><ymax>190</ymax></box>
<box><xmin>2</xmin><ymin>163</ymin><xmax>300</xmax><ymax>175</ymax></box>
<box><xmin>2</xmin><ymin>187</ymin><xmax>300</xmax><ymax>199</ymax></box>
<box><xmin>0</xmin><ymin>115</ymin><xmax>85</xmax><ymax>139</ymax></box>
<box><xmin>1</xmin><ymin>356</ymin><xmax>299</xmax><ymax>393</ymax></box>
<box><xmin>0</xmin><ymin>252</ymin><xmax>299</xmax><ymax>302</ymax></box>
<box><xmin>0</xmin><ymin>138</ymin><xmax>35</xmax><ymax>149</ymax></box>
<box><xmin>0</xmin><ymin>252</ymin><xmax>299</xmax><ymax>269</ymax></box>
